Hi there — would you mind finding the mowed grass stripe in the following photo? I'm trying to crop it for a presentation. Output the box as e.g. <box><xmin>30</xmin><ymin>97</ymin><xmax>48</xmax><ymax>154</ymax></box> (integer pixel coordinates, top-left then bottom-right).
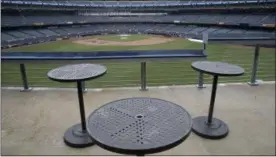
<box><xmin>1</xmin><ymin>35</ymin><xmax>275</xmax><ymax>88</ymax></box>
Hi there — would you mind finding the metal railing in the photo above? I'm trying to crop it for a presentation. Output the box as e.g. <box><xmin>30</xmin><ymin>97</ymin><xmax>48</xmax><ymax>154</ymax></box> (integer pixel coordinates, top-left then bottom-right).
<box><xmin>2</xmin><ymin>52</ymin><xmax>207</xmax><ymax>92</ymax></box>
<box><xmin>1</xmin><ymin>38</ymin><xmax>275</xmax><ymax>91</ymax></box>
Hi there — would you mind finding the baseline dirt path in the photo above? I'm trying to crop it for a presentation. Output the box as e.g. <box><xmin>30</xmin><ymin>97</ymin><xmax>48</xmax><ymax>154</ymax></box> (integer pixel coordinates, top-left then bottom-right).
<box><xmin>72</xmin><ymin>36</ymin><xmax>175</xmax><ymax>46</ymax></box>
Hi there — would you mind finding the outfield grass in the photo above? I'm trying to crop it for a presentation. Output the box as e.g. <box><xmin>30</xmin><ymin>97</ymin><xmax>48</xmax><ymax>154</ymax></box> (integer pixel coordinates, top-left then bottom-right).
<box><xmin>1</xmin><ymin>35</ymin><xmax>275</xmax><ymax>88</ymax></box>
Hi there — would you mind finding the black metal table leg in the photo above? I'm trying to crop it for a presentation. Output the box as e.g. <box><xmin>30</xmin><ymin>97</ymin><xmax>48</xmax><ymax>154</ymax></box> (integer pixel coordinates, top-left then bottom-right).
<box><xmin>63</xmin><ymin>81</ymin><xmax>94</xmax><ymax>148</ymax></box>
<box><xmin>192</xmin><ymin>75</ymin><xmax>229</xmax><ymax>139</ymax></box>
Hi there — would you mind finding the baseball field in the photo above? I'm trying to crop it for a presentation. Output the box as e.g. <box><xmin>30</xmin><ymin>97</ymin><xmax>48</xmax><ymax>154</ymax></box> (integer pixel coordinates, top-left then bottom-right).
<box><xmin>2</xmin><ymin>34</ymin><xmax>275</xmax><ymax>88</ymax></box>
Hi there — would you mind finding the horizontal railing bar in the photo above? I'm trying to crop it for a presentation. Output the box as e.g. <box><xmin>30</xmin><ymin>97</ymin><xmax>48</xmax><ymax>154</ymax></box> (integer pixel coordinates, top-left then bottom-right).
<box><xmin>2</xmin><ymin>75</ymin><xmax>251</xmax><ymax>81</ymax></box>
<box><xmin>256</xmin><ymin>75</ymin><xmax>275</xmax><ymax>77</ymax></box>
<box><xmin>17</xmin><ymin>69</ymin><xmax>141</xmax><ymax>73</ymax></box>
<box><xmin>257</xmin><ymin>69</ymin><xmax>276</xmax><ymax>71</ymax></box>
<box><xmin>26</xmin><ymin>84</ymin><xmax>140</xmax><ymax>88</ymax></box>
<box><xmin>15</xmin><ymin>66</ymin><xmax>256</xmax><ymax>70</ymax></box>
<box><xmin>1</xmin><ymin>58</ymin><xmax>207</xmax><ymax>64</ymax></box>
<box><xmin>1</xmin><ymin>73</ymin><xmax>20</xmax><ymax>75</ymax></box>
<box><xmin>147</xmin><ymin>81</ymin><xmax>251</xmax><ymax>85</ymax></box>
<box><xmin>257</xmin><ymin>70</ymin><xmax>276</xmax><ymax>73</ymax></box>
<box><xmin>2</xmin><ymin>76</ymin><xmax>253</xmax><ymax>85</ymax></box>
<box><xmin>23</xmin><ymin>80</ymin><xmax>139</xmax><ymax>83</ymax></box>
<box><xmin>2</xmin><ymin>60</ymin><xmax>273</xmax><ymax>65</ymax></box>
<box><xmin>1</xmin><ymin>80</ymin><xmax>23</xmax><ymax>82</ymax></box>
<box><xmin>208</xmin><ymin>56</ymin><xmax>254</xmax><ymax>58</ymax></box>
<box><xmin>3</xmin><ymin>79</ymin><xmax>274</xmax><ymax>85</ymax></box>
<box><xmin>1</xmin><ymin>69</ymin><xmax>256</xmax><ymax>74</ymax></box>
<box><xmin>256</xmin><ymin>74</ymin><xmax>276</xmax><ymax>76</ymax></box>
<box><xmin>209</xmin><ymin>37</ymin><xmax>276</xmax><ymax>41</ymax></box>
<box><xmin>9</xmin><ymin>69</ymin><xmax>269</xmax><ymax>73</ymax></box>
<box><xmin>208</xmin><ymin>59</ymin><xmax>255</xmax><ymax>61</ymax></box>
<box><xmin>258</xmin><ymin>64</ymin><xmax>276</xmax><ymax>66</ymax></box>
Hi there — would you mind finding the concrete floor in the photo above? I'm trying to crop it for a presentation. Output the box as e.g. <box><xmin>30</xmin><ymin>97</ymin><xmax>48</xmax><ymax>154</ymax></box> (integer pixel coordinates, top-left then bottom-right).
<box><xmin>1</xmin><ymin>83</ymin><xmax>275</xmax><ymax>155</ymax></box>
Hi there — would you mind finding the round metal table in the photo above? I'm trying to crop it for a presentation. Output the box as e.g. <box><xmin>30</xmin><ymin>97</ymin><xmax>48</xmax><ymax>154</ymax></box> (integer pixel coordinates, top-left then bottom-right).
<box><xmin>47</xmin><ymin>63</ymin><xmax>107</xmax><ymax>148</ymax></box>
<box><xmin>191</xmin><ymin>61</ymin><xmax>244</xmax><ymax>139</ymax></box>
<box><xmin>87</xmin><ymin>97</ymin><xmax>192</xmax><ymax>155</ymax></box>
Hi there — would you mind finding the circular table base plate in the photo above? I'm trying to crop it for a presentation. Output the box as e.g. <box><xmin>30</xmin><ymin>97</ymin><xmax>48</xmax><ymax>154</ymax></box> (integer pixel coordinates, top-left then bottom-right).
<box><xmin>192</xmin><ymin>116</ymin><xmax>228</xmax><ymax>139</ymax></box>
<box><xmin>64</xmin><ymin>123</ymin><xmax>95</xmax><ymax>148</ymax></box>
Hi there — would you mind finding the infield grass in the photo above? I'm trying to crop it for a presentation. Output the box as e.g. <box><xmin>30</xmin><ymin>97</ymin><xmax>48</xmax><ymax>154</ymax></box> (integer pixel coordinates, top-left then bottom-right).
<box><xmin>1</xmin><ymin>35</ymin><xmax>275</xmax><ymax>88</ymax></box>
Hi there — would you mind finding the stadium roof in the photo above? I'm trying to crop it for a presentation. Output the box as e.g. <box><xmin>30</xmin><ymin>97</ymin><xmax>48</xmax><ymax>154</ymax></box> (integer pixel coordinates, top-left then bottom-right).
<box><xmin>2</xmin><ymin>0</ymin><xmax>276</xmax><ymax>7</ymax></box>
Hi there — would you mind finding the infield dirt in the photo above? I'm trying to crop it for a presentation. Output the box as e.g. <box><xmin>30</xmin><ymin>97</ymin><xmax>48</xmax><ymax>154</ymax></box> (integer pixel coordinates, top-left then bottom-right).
<box><xmin>72</xmin><ymin>36</ymin><xmax>175</xmax><ymax>46</ymax></box>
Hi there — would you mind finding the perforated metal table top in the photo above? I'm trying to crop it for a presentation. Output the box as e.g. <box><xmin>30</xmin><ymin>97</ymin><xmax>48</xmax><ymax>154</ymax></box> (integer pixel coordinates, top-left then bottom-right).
<box><xmin>87</xmin><ymin>97</ymin><xmax>192</xmax><ymax>155</ymax></box>
<box><xmin>192</xmin><ymin>61</ymin><xmax>244</xmax><ymax>76</ymax></box>
<box><xmin>47</xmin><ymin>63</ymin><xmax>107</xmax><ymax>82</ymax></box>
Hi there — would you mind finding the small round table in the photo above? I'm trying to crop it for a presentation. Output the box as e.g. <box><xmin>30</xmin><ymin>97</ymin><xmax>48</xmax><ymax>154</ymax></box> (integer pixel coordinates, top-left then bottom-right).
<box><xmin>87</xmin><ymin>97</ymin><xmax>192</xmax><ymax>156</ymax></box>
<box><xmin>47</xmin><ymin>63</ymin><xmax>107</xmax><ymax>148</ymax></box>
<box><xmin>191</xmin><ymin>61</ymin><xmax>244</xmax><ymax>139</ymax></box>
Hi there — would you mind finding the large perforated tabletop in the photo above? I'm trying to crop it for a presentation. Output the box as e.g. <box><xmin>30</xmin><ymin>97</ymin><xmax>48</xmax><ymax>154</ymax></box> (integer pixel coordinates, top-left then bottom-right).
<box><xmin>87</xmin><ymin>97</ymin><xmax>192</xmax><ymax>155</ymax></box>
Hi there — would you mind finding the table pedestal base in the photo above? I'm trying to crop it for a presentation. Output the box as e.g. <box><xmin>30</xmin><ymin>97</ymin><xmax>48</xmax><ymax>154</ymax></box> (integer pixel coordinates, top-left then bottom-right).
<box><xmin>64</xmin><ymin>124</ymin><xmax>94</xmax><ymax>148</ymax></box>
<box><xmin>192</xmin><ymin>116</ymin><xmax>228</xmax><ymax>139</ymax></box>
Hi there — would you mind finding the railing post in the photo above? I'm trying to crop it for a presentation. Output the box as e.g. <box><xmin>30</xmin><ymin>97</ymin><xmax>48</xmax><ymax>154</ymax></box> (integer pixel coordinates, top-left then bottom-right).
<box><xmin>19</xmin><ymin>63</ymin><xmax>32</xmax><ymax>92</ymax></box>
<box><xmin>140</xmin><ymin>62</ymin><xmax>148</xmax><ymax>91</ymax></box>
<box><xmin>82</xmin><ymin>81</ymin><xmax>87</xmax><ymax>93</ymax></box>
<box><xmin>196</xmin><ymin>33</ymin><xmax>208</xmax><ymax>89</ymax></box>
<box><xmin>248</xmin><ymin>44</ymin><xmax>261</xmax><ymax>86</ymax></box>
<box><xmin>196</xmin><ymin>72</ymin><xmax>206</xmax><ymax>89</ymax></box>
<box><xmin>202</xmin><ymin>32</ymin><xmax>208</xmax><ymax>55</ymax></box>
<box><xmin>203</xmin><ymin>42</ymin><xmax>206</xmax><ymax>53</ymax></box>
